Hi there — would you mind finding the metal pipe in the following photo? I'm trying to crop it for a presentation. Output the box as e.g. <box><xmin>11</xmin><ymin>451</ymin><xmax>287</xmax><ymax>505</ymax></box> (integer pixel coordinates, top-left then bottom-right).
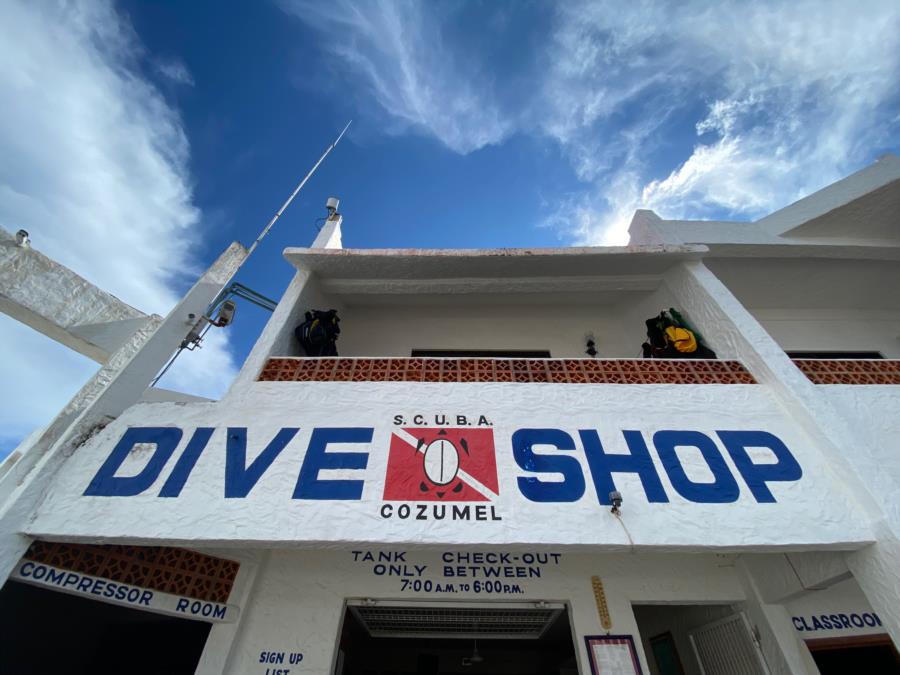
<box><xmin>246</xmin><ymin>120</ymin><xmax>352</xmax><ymax>258</ymax></box>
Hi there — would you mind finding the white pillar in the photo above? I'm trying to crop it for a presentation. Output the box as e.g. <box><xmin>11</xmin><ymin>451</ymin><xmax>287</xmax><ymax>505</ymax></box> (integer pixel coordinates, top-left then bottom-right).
<box><xmin>195</xmin><ymin>550</ymin><xmax>267</xmax><ymax>675</ymax></box>
<box><xmin>845</xmin><ymin>530</ymin><xmax>900</xmax><ymax>646</ymax></box>
<box><xmin>736</xmin><ymin>558</ymin><xmax>820</xmax><ymax>675</ymax></box>
<box><xmin>664</xmin><ymin>260</ymin><xmax>899</xmax><ymax>647</ymax></box>
<box><xmin>0</xmin><ymin>242</ymin><xmax>247</xmax><ymax>582</ymax></box>
<box><xmin>226</xmin><ymin>215</ymin><xmax>343</xmax><ymax>395</ymax></box>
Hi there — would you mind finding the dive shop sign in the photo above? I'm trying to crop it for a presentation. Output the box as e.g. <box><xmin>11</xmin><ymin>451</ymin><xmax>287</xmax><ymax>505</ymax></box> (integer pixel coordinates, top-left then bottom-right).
<box><xmin>27</xmin><ymin>384</ymin><xmax>872</xmax><ymax>547</ymax></box>
<box><xmin>83</xmin><ymin>417</ymin><xmax>799</xmax><ymax>510</ymax></box>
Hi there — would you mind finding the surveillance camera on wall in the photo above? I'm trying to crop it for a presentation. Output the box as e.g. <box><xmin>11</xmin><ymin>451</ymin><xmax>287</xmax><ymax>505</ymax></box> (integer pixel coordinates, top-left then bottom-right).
<box><xmin>214</xmin><ymin>300</ymin><xmax>237</xmax><ymax>327</ymax></box>
<box><xmin>326</xmin><ymin>196</ymin><xmax>340</xmax><ymax>216</ymax></box>
<box><xmin>609</xmin><ymin>490</ymin><xmax>623</xmax><ymax>514</ymax></box>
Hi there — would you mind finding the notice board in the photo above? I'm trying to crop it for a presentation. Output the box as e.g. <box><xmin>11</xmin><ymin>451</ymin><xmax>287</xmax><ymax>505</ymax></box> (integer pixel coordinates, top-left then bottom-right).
<box><xmin>585</xmin><ymin>635</ymin><xmax>643</xmax><ymax>675</ymax></box>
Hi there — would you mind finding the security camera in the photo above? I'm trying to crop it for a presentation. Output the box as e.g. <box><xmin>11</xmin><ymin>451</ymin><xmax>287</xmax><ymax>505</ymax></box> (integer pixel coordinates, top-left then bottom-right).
<box><xmin>213</xmin><ymin>300</ymin><xmax>237</xmax><ymax>327</ymax></box>
<box><xmin>609</xmin><ymin>490</ymin><xmax>623</xmax><ymax>515</ymax></box>
<box><xmin>15</xmin><ymin>229</ymin><xmax>30</xmax><ymax>247</ymax></box>
<box><xmin>326</xmin><ymin>196</ymin><xmax>340</xmax><ymax>217</ymax></box>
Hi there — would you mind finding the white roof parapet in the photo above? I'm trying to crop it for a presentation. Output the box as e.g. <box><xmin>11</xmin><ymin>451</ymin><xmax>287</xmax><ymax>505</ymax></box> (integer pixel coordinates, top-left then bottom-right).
<box><xmin>627</xmin><ymin>210</ymin><xmax>762</xmax><ymax>247</ymax></box>
<box><xmin>0</xmin><ymin>227</ymin><xmax>157</xmax><ymax>364</ymax></box>
<box><xmin>756</xmin><ymin>154</ymin><xmax>900</xmax><ymax>239</ymax></box>
<box><xmin>628</xmin><ymin>155</ymin><xmax>900</xmax><ymax>250</ymax></box>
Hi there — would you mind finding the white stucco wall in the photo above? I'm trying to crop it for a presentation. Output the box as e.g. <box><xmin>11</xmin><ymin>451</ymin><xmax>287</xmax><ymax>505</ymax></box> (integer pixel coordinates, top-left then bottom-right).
<box><xmin>820</xmin><ymin>387</ymin><xmax>900</xmax><ymax>533</ymax></box>
<box><xmin>216</xmin><ymin>549</ymin><xmax>746</xmax><ymax>675</ymax></box>
<box><xmin>291</xmin><ymin>282</ymin><xmax>680</xmax><ymax>360</ymax></box>
<box><xmin>336</xmin><ymin>302</ymin><xmax>640</xmax><ymax>359</ymax></box>
<box><xmin>26</xmin><ymin>380</ymin><xmax>874</xmax><ymax>550</ymax></box>
<box><xmin>703</xmin><ymin>257</ymin><xmax>900</xmax><ymax>357</ymax></box>
<box><xmin>751</xmin><ymin>310</ymin><xmax>900</xmax><ymax>358</ymax></box>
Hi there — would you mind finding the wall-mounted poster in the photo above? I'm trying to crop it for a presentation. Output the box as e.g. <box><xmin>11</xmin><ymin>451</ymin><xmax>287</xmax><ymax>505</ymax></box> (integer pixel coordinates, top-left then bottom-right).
<box><xmin>585</xmin><ymin>635</ymin><xmax>643</xmax><ymax>675</ymax></box>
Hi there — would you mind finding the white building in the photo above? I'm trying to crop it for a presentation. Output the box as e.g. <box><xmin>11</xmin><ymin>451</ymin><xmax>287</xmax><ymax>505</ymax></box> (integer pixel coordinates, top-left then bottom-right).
<box><xmin>0</xmin><ymin>156</ymin><xmax>898</xmax><ymax>674</ymax></box>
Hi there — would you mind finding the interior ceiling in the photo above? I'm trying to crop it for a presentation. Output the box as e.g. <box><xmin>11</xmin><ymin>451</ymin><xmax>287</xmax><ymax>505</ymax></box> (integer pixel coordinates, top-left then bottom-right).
<box><xmin>339</xmin><ymin>290</ymin><xmax>650</xmax><ymax>308</ymax></box>
<box><xmin>705</xmin><ymin>257</ymin><xmax>900</xmax><ymax>310</ymax></box>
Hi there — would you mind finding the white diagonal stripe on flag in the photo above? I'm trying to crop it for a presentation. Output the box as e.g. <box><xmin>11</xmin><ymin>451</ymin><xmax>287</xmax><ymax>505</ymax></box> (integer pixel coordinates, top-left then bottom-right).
<box><xmin>394</xmin><ymin>428</ymin><xmax>498</xmax><ymax>500</ymax></box>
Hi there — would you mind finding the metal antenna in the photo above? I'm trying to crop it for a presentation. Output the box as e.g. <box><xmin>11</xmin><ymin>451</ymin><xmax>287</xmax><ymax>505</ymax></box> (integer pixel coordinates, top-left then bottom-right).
<box><xmin>246</xmin><ymin>120</ymin><xmax>351</xmax><ymax>257</ymax></box>
<box><xmin>150</xmin><ymin>121</ymin><xmax>351</xmax><ymax>389</ymax></box>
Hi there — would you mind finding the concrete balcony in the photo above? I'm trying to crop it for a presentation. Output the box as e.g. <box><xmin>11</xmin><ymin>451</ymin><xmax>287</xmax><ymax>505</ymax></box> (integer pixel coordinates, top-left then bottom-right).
<box><xmin>792</xmin><ymin>358</ymin><xmax>900</xmax><ymax>384</ymax></box>
<box><xmin>257</xmin><ymin>356</ymin><xmax>756</xmax><ymax>384</ymax></box>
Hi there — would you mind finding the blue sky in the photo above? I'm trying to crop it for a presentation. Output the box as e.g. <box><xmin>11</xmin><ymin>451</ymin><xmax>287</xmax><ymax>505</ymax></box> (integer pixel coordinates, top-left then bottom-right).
<box><xmin>1</xmin><ymin>0</ymin><xmax>899</xmax><ymax>456</ymax></box>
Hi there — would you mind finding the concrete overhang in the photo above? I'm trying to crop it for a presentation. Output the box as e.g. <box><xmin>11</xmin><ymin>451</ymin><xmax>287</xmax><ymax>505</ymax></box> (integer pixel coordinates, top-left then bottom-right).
<box><xmin>757</xmin><ymin>154</ymin><xmax>900</xmax><ymax>239</ymax></box>
<box><xmin>284</xmin><ymin>244</ymin><xmax>708</xmax><ymax>296</ymax></box>
<box><xmin>703</xmin><ymin>242</ymin><xmax>900</xmax><ymax>261</ymax></box>
<box><xmin>0</xmin><ymin>227</ymin><xmax>156</xmax><ymax>363</ymax></box>
<box><xmin>629</xmin><ymin>155</ymin><xmax>900</xmax><ymax>251</ymax></box>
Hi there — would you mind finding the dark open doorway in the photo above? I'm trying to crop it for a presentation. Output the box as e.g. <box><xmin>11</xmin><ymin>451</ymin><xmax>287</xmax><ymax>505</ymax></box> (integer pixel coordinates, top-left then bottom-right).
<box><xmin>0</xmin><ymin>580</ymin><xmax>211</xmax><ymax>674</ymax></box>
<box><xmin>806</xmin><ymin>635</ymin><xmax>899</xmax><ymax>674</ymax></box>
<box><xmin>334</xmin><ymin>601</ymin><xmax>578</xmax><ymax>675</ymax></box>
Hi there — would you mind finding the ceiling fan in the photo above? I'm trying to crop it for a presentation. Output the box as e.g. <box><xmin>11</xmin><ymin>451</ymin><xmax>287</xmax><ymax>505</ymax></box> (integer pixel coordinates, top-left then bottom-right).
<box><xmin>461</xmin><ymin>639</ymin><xmax>484</xmax><ymax>667</ymax></box>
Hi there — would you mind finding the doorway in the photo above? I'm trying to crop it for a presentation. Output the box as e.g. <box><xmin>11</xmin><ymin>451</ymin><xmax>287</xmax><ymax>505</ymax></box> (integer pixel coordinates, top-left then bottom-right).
<box><xmin>334</xmin><ymin>601</ymin><xmax>578</xmax><ymax>675</ymax></box>
<box><xmin>0</xmin><ymin>580</ymin><xmax>211</xmax><ymax>674</ymax></box>
<box><xmin>633</xmin><ymin>604</ymin><xmax>768</xmax><ymax>675</ymax></box>
<box><xmin>806</xmin><ymin>635</ymin><xmax>899</xmax><ymax>674</ymax></box>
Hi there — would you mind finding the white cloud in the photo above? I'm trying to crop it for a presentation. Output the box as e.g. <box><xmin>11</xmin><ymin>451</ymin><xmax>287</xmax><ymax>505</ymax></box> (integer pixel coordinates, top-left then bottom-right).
<box><xmin>155</xmin><ymin>329</ymin><xmax>238</xmax><ymax>399</ymax></box>
<box><xmin>281</xmin><ymin>0</ymin><xmax>899</xmax><ymax>244</ymax></box>
<box><xmin>0</xmin><ymin>315</ymin><xmax>98</xmax><ymax>456</ymax></box>
<box><xmin>539</xmin><ymin>0</ymin><xmax>900</xmax><ymax>244</ymax></box>
<box><xmin>0</xmin><ymin>1</ymin><xmax>237</xmax><ymax>455</ymax></box>
<box><xmin>278</xmin><ymin>0</ymin><xmax>511</xmax><ymax>154</ymax></box>
<box><xmin>156</xmin><ymin>58</ymin><xmax>195</xmax><ymax>86</ymax></box>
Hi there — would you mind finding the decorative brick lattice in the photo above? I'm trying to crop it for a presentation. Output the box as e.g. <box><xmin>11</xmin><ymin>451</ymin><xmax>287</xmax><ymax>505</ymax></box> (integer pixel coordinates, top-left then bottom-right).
<box><xmin>793</xmin><ymin>359</ymin><xmax>900</xmax><ymax>384</ymax></box>
<box><xmin>24</xmin><ymin>541</ymin><xmax>239</xmax><ymax>603</ymax></box>
<box><xmin>258</xmin><ymin>357</ymin><xmax>756</xmax><ymax>384</ymax></box>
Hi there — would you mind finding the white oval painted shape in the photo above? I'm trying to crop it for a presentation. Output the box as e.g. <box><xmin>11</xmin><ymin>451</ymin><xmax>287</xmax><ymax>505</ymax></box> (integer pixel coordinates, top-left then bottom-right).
<box><xmin>423</xmin><ymin>439</ymin><xmax>460</xmax><ymax>485</ymax></box>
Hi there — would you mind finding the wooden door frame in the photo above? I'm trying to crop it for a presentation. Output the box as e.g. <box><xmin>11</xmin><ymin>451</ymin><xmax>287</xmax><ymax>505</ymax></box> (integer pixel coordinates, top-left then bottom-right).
<box><xmin>805</xmin><ymin>633</ymin><xmax>897</xmax><ymax>655</ymax></box>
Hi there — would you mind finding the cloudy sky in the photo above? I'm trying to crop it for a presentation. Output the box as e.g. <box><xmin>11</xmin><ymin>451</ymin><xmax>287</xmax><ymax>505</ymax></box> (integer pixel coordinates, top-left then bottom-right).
<box><xmin>1</xmin><ymin>0</ymin><xmax>898</xmax><ymax>456</ymax></box>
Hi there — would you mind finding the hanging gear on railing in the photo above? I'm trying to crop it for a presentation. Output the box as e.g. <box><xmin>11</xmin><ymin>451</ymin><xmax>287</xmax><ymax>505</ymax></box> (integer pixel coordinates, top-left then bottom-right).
<box><xmin>295</xmin><ymin>309</ymin><xmax>341</xmax><ymax>356</ymax></box>
<box><xmin>641</xmin><ymin>308</ymin><xmax>716</xmax><ymax>359</ymax></box>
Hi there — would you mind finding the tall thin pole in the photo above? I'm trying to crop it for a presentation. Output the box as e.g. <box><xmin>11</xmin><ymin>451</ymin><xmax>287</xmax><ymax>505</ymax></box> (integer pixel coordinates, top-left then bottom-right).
<box><xmin>246</xmin><ymin>120</ymin><xmax>352</xmax><ymax>258</ymax></box>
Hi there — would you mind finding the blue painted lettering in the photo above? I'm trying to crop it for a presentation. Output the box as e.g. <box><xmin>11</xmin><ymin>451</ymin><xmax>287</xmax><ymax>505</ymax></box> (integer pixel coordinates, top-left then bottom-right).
<box><xmin>793</xmin><ymin>612</ymin><xmax>882</xmax><ymax>632</ymax></box>
<box><xmin>84</xmin><ymin>427</ymin><xmax>183</xmax><ymax>497</ymax></box>
<box><xmin>225</xmin><ymin>427</ymin><xmax>299</xmax><ymax>498</ymax></box>
<box><xmin>653</xmin><ymin>431</ymin><xmax>739</xmax><ymax>503</ymax></box>
<box><xmin>512</xmin><ymin>429</ymin><xmax>585</xmax><ymax>502</ymax></box>
<box><xmin>293</xmin><ymin>428</ymin><xmax>372</xmax><ymax>500</ymax></box>
<box><xmin>159</xmin><ymin>427</ymin><xmax>214</xmax><ymax>497</ymax></box>
<box><xmin>581</xmin><ymin>430</ymin><xmax>669</xmax><ymax>504</ymax></box>
<box><xmin>717</xmin><ymin>431</ymin><xmax>802</xmax><ymax>502</ymax></box>
<box><xmin>85</xmin><ymin>425</ymin><xmax>804</xmax><ymax>506</ymax></box>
